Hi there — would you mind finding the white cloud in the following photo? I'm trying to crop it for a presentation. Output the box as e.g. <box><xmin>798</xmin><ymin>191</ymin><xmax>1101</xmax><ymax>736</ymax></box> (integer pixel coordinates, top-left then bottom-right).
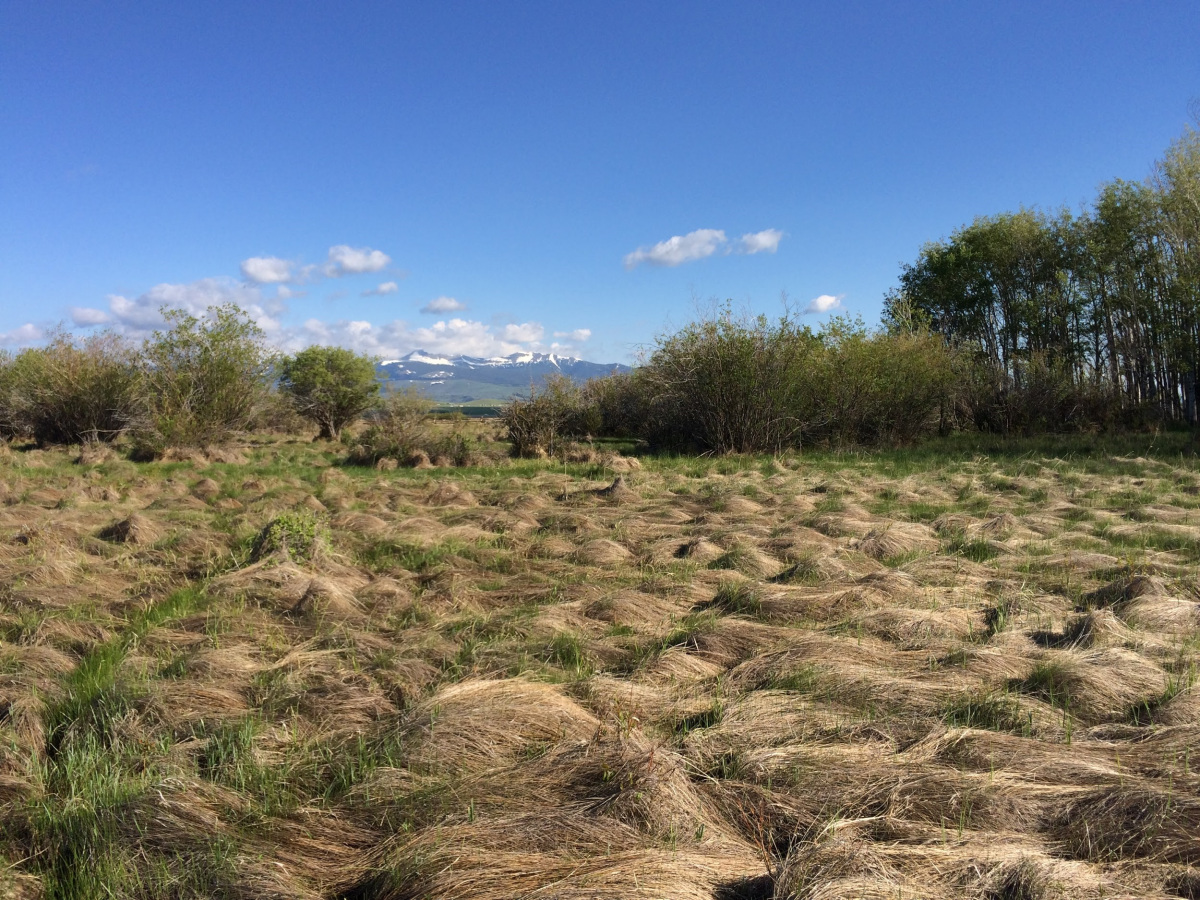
<box><xmin>502</xmin><ymin>322</ymin><xmax>545</xmax><ymax>343</ymax></box>
<box><xmin>624</xmin><ymin>229</ymin><xmax>727</xmax><ymax>269</ymax></box>
<box><xmin>553</xmin><ymin>328</ymin><xmax>592</xmax><ymax>341</ymax></box>
<box><xmin>0</xmin><ymin>323</ymin><xmax>43</xmax><ymax>346</ymax></box>
<box><xmin>420</xmin><ymin>296</ymin><xmax>467</xmax><ymax>314</ymax></box>
<box><xmin>279</xmin><ymin>317</ymin><xmax>548</xmax><ymax>359</ymax></box>
<box><xmin>803</xmin><ymin>294</ymin><xmax>843</xmax><ymax>315</ymax></box>
<box><xmin>69</xmin><ymin>306</ymin><xmax>110</xmax><ymax>326</ymax></box>
<box><xmin>240</xmin><ymin>256</ymin><xmax>295</xmax><ymax>284</ymax></box>
<box><xmin>737</xmin><ymin>229</ymin><xmax>783</xmax><ymax>255</ymax></box>
<box><xmin>363</xmin><ymin>281</ymin><xmax>399</xmax><ymax>297</ymax></box>
<box><xmin>104</xmin><ymin>277</ymin><xmax>284</xmax><ymax>336</ymax></box>
<box><xmin>325</xmin><ymin>244</ymin><xmax>390</xmax><ymax>277</ymax></box>
<box><xmin>276</xmin><ymin>285</ymin><xmax>306</xmax><ymax>300</ymax></box>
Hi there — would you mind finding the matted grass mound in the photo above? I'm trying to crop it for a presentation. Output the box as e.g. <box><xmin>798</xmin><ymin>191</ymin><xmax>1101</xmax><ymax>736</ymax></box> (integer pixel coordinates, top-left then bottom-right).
<box><xmin>2</xmin><ymin>435</ymin><xmax>1200</xmax><ymax>899</ymax></box>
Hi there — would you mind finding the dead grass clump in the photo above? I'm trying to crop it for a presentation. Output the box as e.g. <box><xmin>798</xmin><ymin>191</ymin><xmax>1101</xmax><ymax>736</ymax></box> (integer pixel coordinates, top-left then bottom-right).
<box><xmin>429</xmin><ymin>480</ymin><xmax>476</xmax><ymax>507</ymax></box>
<box><xmin>361</xmin><ymin>841</ymin><xmax>758</xmax><ymax>900</ymax></box>
<box><xmin>212</xmin><ymin>558</ymin><xmax>312</xmax><ymax>607</ymax></box>
<box><xmin>855</xmin><ymin>523</ymin><xmax>936</xmax><ymax>560</ymax></box>
<box><xmin>1014</xmin><ymin>649</ymin><xmax>1166</xmax><ymax>723</ymax></box>
<box><xmin>574</xmin><ymin>538</ymin><xmax>634</xmax><ymax>566</ymax></box>
<box><xmin>1084</xmin><ymin>573</ymin><xmax>1165</xmax><ymax>608</ymax></box>
<box><xmin>1152</xmin><ymin>689</ymin><xmax>1200</xmax><ymax>726</ymax></box>
<box><xmin>707</xmin><ymin>542</ymin><xmax>782</xmax><ymax>578</ymax></box>
<box><xmin>290</xmin><ymin>577</ymin><xmax>365</xmax><ymax>622</ymax></box>
<box><xmin>98</xmin><ymin>512</ymin><xmax>162</xmax><ymax>545</ymax></box>
<box><xmin>150</xmin><ymin>682</ymin><xmax>250</xmax><ymax>730</ymax></box>
<box><xmin>856</xmin><ymin>606</ymin><xmax>976</xmax><ymax>648</ymax></box>
<box><xmin>1118</xmin><ymin>594</ymin><xmax>1200</xmax><ymax>633</ymax></box>
<box><xmin>675</xmin><ymin>537</ymin><xmax>725</xmax><ymax>564</ymax></box>
<box><xmin>595</xmin><ymin>475</ymin><xmax>634</xmax><ymax>501</ymax></box>
<box><xmin>1052</xmin><ymin>787</ymin><xmax>1200</xmax><ymax>863</ymax></box>
<box><xmin>331</xmin><ymin>512</ymin><xmax>391</xmax><ymax>536</ymax></box>
<box><xmin>603</xmin><ymin>452</ymin><xmax>641</xmax><ymax>474</ymax></box>
<box><xmin>1056</xmin><ymin>609</ymin><xmax>1136</xmax><ymax>649</ymax></box>
<box><xmin>775</xmin><ymin>822</ymin><xmax>936</xmax><ymax>900</ymax></box>
<box><xmin>402</xmin><ymin>679</ymin><xmax>600</xmax><ymax>772</ymax></box>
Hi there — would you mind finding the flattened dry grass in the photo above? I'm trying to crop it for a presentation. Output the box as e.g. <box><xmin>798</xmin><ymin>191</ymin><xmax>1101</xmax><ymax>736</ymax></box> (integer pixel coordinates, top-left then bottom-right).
<box><xmin>1</xmin><ymin>434</ymin><xmax>1199</xmax><ymax>898</ymax></box>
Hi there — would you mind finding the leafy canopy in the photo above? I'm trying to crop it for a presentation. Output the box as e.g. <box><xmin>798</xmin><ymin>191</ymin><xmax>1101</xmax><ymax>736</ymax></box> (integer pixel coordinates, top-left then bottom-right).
<box><xmin>278</xmin><ymin>346</ymin><xmax>381</xmax><ymax>440</ymax></box>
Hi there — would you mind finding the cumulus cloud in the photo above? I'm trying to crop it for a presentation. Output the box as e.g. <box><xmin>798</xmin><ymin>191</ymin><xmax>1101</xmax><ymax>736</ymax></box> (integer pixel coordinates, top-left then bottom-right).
<box><xmin>240</xmin><ymin>256</ymin><xmax>295</xmax><ymax>284</ymax></box>
<box><xmin>70</xmin><ymin>306</ymin><xmax>110</xmax><ymax>326</ymax></box>
<box><xmin>103</xmin><ymin>277</ymin><xmax>284</xmax><ymax>336</ymax></box>
<box><xmin>420</xmin><ymin>296</ymin><xmax>467</xmax><ymax>314</ymax></box>
<box><xmin>283</xmin><ymin>317</ymin><xmax>548</xmax><ymax>360</ymax></box>
<box><xmin>553</xmin><ymin>328</ymin><xmax>592</xmax><ymax>341</ymax></box>
<box><xmin>325</xmin><ymin>244</ymin><xmax>390</xmax><ymax>277</ymax></box>
<box><xmin>624</xmin><ymin>227</ymin><xmax>783</xmax><ymax>268</ymax></box>
<box><xmin>624</xmin><ymin>229</ymin><xmax>727</xmax><ymax>269</ymax></box>
<box><xmin>803</xmin><ymin>294</ymin><xmax>843</xmax><ymax>315</ymax></box>
<box><xmin>737</xmin><ymin>229</ymin><xmax>784</xmax><ymax>255</ymax></box>
<box><xmin>363</xmin><ymin>281</ymin><xmax>399</xmax><ymax>297</ymax></box>
<box><xmin>0</xmin><ymin>323</ymin><xmax>43</xmax><ymax>346</ymax></box>
<box><xmin>502</xmin><ymin>322</ymin><xmax>545</xmax><ymax>343</ymax></box>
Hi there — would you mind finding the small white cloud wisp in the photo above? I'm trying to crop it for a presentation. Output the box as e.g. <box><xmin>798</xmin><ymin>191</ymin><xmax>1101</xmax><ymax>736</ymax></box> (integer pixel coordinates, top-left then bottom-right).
<box><xmin>737</xmin><ymin>229</ymin><xmax>784</xmax><ymax>255</ymax></box>
<box><xmin>624</xmin><ymin>229</ymin><xmax>726</xmax><ymax>269</ymax></box>
<box><xmin>240</xmin><ymin>256</ymin><xmax>295</xmax><ymax>284</ymax></box>
<box><xmin>363</xmin><ymin>281</ymin><xmax>399</xmax><ymax>297</ymax></box>
<box><xmin>70</xmin><ymin>306</ymin><xmax>111</xmax><ymax>327</ymax></box>
<box><xmin>420</xmin><ymin>296</ymin><xmax>467</xmax><ymax>314</ymax></box>
<box><xmin>0</xmin><ymin>323</ymin><xmax>43</xmax><ymax>346</ymax></box>
<box><xmin>624</xmin><ymin>227</ymin><xmax>783</xmax><ymax>268</ymax></box>
<box><xmin>803</xmin><ymin>294</ymin><xmax>843</xmax><ymax>315</ymax></box>
<box><xmin>325</xmin><ymin>245</ymin><xmax>391</xmax><ymax>277</ymax></box>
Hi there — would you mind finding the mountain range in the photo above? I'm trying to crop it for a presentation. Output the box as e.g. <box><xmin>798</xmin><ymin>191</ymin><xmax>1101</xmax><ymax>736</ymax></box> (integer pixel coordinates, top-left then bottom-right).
<box><xmin>377</xmin><ymin>351</ymin><xmax>631</xmax><ymax>404</ymax></box>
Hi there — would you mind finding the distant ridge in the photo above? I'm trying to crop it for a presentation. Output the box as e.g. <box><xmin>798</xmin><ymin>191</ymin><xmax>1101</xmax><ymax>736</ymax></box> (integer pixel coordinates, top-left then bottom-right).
<box><xmin>378</xmin><ymin>350</ymin><xmax>631</xmax><ymax>404</ymax></box>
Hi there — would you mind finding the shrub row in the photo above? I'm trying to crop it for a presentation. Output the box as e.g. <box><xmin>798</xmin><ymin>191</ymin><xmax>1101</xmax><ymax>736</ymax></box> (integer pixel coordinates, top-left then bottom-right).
<box><xmin>503</xmin><ymin>308</ymin><xmax>1152</xmax><ymax>457</ymax></box>
<box><xmin>0</xmin><ymin>305</ymin><xmax>382</xmax><ymax>454</ymax></box>
<box><xmin>504</xmin><ymin>311</ymin><xmax>960</xmax><ymax>455</ymax></box>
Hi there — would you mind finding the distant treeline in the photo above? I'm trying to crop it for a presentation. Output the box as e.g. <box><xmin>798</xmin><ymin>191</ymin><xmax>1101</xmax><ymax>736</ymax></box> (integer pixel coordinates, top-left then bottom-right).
<box><xmin>887</xmin><ymin>122</ymin><xmax>1200</xmax><ymax>431</ymax></box>
<box><xmin>504</xmin><ymin>122</ymin><xmax>1200</xmax><ymax>455</ymax></box>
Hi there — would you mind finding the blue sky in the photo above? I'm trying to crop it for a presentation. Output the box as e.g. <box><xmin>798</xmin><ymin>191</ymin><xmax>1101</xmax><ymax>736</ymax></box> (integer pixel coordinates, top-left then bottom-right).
<box><xmin>2</xmin><ymin>2</ymin><xmax>1198</xmax><ymax>363</ymax></box>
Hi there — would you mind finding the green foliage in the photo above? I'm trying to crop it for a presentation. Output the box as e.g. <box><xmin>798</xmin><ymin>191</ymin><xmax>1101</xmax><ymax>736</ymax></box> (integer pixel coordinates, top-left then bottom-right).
<box><xmin>138</xmin><ymin>304</ymin><xmax>273</xmax><ymax>451</ymax></box>
<box><xmin>278</xmin><ymin>345</ymin><xmax>380</xmax><ymax>440</ymax></box>
<box><xmin>349</xmin><ymin>386</ymin><xmax>433</xmax><ymax>465</ymax></box>
<box><xmin>501</xmin><ymin>374</ymin><xmax>583</xmax><ymax>458</ymax></box>
<box><xmin>0</xmin><ymin>332</ymin><xmax>143</xmax><ymax>445</ymax></box>
<box><xmin>887</xmin><ymin>122</ymin><xmax>1200</xmax><ymax>432</ymax></box>
<box><xmin>251</xmin><ymin>511</ymin><xmax>328</xmax><ymax>562</ymax></box>
<box><xmin>637</xmin><ymin>306</ymin><xmax>823</xmax><ymax>453</ymax></box>
<box><xmin>564</xmin><ymin>307</ymin><xmax>957</xmax><ymax>453</ymax></box>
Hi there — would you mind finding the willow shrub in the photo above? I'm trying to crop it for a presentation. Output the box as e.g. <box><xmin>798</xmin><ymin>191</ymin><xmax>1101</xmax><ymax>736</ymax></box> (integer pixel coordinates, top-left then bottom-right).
<box><xmin>136</xmin><ymin>304</ymin><xmax>274</xmax><ymax>452</ymax></box>
<box><xmin>635</xmin><ymin>312</ymin><xmax>824</xmax><ymax>453</ymax></box>
<box><xmin>0</xmin><ymin>332</ymin><xmax>144</xmax><ymax>445</ymax></box>
<box><xmin>817</xmin><ymin>319</ymin><xmax>959</xmax><ymax>446</ymax></box>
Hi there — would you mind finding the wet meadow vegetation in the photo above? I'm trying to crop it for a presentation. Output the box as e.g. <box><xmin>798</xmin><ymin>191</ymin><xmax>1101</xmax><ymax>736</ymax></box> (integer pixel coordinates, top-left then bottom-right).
<box><xmin>2</xmin><ymin>424</ymin><xmax>1200</xmax><ymax>899</ymax></box>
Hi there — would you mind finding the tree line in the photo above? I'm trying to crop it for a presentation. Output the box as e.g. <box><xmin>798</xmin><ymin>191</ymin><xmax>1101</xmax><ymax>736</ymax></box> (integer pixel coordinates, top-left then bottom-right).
<box><xmin>885</xmin><ymin>122</ymin><xmax>1200</xmax><ymax>432</ymax></box>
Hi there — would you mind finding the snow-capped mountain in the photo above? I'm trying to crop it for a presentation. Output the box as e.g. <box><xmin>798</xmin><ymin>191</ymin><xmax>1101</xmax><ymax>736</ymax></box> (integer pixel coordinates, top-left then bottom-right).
<box><xmin>377</xmin><ymin>350</ymin><xmax>631</xmax><ymax>404</ymax></box>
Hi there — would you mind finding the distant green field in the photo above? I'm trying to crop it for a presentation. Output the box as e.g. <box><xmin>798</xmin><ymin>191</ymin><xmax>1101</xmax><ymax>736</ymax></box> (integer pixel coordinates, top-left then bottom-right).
<box><xmin>429</xmin><ymin>400</ymin><xmax>504</xmax><ymax>417</ymax></box>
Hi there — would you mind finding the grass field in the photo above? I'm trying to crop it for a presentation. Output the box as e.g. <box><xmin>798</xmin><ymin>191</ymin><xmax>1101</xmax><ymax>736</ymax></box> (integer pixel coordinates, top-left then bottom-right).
<box><xmin>2</xmin><ymin>429</ymin><xmax>1200</xmax><ymax>899</ymax></box>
